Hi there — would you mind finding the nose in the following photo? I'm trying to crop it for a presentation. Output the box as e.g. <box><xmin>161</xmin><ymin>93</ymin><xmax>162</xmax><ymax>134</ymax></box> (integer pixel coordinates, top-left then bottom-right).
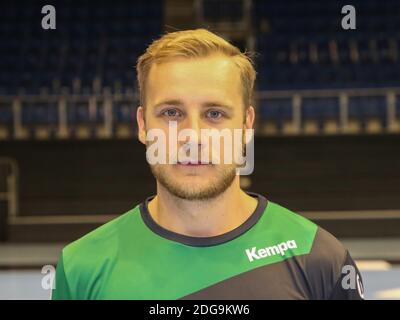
<box><xmin>179</xmin><ymin>111</ymin><xmax>202</xmax><ymax>145</ymax></box>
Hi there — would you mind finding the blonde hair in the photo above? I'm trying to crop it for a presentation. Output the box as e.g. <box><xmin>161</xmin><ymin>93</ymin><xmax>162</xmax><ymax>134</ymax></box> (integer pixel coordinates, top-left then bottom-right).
<box><xmin>136</xmin><ymin>28</ymin><xmax>256</xmax><ymax>109</ymax></box>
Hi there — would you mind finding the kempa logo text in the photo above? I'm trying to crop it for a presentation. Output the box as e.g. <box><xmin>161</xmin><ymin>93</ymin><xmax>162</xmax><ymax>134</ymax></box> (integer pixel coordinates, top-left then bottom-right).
<box><xmin>245</xmin><ymin>240</ymin><xmax>298</xmax><ymax>262</ymax></box>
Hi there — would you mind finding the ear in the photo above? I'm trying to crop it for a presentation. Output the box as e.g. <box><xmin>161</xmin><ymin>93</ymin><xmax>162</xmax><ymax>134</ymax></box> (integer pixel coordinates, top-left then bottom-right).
<box><xmin>244</xmin><ymin>105</ymin><xmax>255</xmax><ymax>130</ymax></box>
<box><xmin>136</xmin><ymin>106</ymin><xmax>146</xmax><ymax>145</ymax></box>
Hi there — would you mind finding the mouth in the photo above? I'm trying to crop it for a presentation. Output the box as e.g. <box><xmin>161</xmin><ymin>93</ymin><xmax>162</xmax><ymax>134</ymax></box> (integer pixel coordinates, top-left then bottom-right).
<box><xmin>177</xmin><ymin>160</ymin><xmax>211</xmax><ymax>166</ymax></box>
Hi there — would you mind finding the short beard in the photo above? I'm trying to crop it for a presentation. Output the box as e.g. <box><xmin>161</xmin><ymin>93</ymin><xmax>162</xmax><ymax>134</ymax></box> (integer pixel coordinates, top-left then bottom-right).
<box><xmin>149</xmin><ymin>164</ymin><xmax>237</xmax><ymax>201</ymax></box>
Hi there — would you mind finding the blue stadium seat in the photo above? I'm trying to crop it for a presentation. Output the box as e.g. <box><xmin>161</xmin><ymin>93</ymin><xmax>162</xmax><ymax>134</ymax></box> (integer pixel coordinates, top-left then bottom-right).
<box><xmin>348</xmin><ymin>96</ymin><xmax>387</xmax><ymax>130</ymax></box>
<box><xmin>21</xmin><ymin>103</ymin><xmax>58</xmax><ymax>125</ymax></box>
<box><xmin>0</xmin><ymin>0</ymin><xmax>164</xmax><ymax>96</ymax></box>
<box><xmin>67</xmin><ymin>103</ymin><xmax>91</xmax><ymax>124</ymax></box>
<box><xmin>114</xmin><ymin>103</ymin><xmax>136</xmax><ymax>123</ymax></box>
<box><xmin>258</xmin><ymin>98</ymin><xmax>293</xmax><ymax>131</ymax></box>
<box><xmin>302</xmin><ymin>97</ymin><xmax>339</xmax><ymax>120</ymax></box>
<box><xmin>396</xmin><ymin>95</ymin><xmax>400</xmax><ymax>118</ymax></box>
<box><xmin>0</xmin><ymin>105</ymin><xmax>13</xmax><ymax>125</ymax></box>
<box><xmin>253</xmin><ymin>0</ymin><xmax>400</xmax><ymax>90</ymax></box>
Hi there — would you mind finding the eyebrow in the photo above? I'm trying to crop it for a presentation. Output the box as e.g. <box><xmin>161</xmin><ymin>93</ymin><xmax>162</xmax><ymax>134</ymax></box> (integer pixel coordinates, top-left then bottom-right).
<box><xmin>152</xmin><ymin>100</ymin><xmax>184</xmax><ymax>110</ymax></box>
<box><xmin>152</xmin><ymin>100</ymin><xmax>235</xmax><ymax>111</ymax></box>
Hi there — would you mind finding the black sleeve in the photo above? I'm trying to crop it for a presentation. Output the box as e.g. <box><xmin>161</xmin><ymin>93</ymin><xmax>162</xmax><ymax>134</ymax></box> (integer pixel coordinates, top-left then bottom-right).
<box><xmin>329</xmin><ymin>250</ymin><xmax>365</xmax><ymax>300</ymax></box>
<box><xmin>302</xmin><ymin>227</ymin><xmax>366</xmax><ymax>300</ymax></box>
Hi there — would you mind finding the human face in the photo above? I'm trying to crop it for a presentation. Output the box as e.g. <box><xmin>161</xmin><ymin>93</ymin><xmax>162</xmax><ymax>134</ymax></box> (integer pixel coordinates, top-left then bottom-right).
<box><xmin>137</xmin><ymin>54</ymin><xmax>255</xmax><ymax>200</ymax></box>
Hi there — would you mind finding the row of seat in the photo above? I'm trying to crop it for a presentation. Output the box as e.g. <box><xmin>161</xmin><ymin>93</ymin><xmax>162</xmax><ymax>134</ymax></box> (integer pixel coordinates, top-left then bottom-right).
<box><xmin>0</xmin><ymin>100</ymin><xmax>136</xmax><ymax>124</ymax></box>
<box><xmin>257</xmin><ymin>37</ymin><xmax>400</xmax><ymax>65</ymax></box>
<box><xmin>1</xmin><ymin>95</ymin><xmax>399</xmax><ymax>124</ymax></box>
<box><xmin>0</xmin><ymin>0</ymin><xmax>163</xmax><ymax>94</ymax></box>
<box><xmin>253</xmin><ymin>0</ymin><xmax>400</xmax><ymax>32</ymax></box>
<box><xmin>252</xmin><ymin>0</ymin><xmax>400</xmax><ymax>89</ymax></box>
<box><xmin>259</xmin><ymin>96</ymin><xmax>397</xmax><ymax>120</ymax></box>
<box><xmin>258</xmin><ymin>95</ymin><xmax>400</xmax><ymax>134</ymax></box>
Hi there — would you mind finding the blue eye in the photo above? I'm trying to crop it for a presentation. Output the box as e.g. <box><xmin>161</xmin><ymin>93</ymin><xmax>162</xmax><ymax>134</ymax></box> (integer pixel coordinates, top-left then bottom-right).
<box><xmin>207</xmin><ymin>110</ymin><xmax>223</xmax><ymax>119</ymax></box>
<box><xmin>163</xmin><ymin>109</ymin><xmax>181</xmax><ymax>118</ymax></box>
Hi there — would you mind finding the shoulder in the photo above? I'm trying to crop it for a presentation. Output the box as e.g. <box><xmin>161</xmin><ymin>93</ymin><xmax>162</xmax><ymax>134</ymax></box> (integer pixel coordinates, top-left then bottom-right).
<box><xmin>304</xmin><ymin>227</ymin><xmax>364</xmax><ymax>299</ymax></box>
<box><xmin>304</xmin><ymin>226</ymin><xmax>348</xmax><ymax>281</ymax></box>
<box><xmin>266</xmin><ymin>200</ymin><xmax>359</xmax><ymax>299</ymax></box>
<box><xmin>266</xmin><ymin>200</ymin><xmax>347</xmax><ymax>262</ymax></box>
<box><xmin>60</xmin><ymin>205</ymin><xmax>140</xmax><ymax>278</ymax></box>
<box><xmin>54</xmin><ymin>205</ymin><xmax>141</xmax><ymax>299</ymax></box>
<box><xmin>264</xmin><ymin>201</ymin><xmax>319</xmax><ymax>250</ymax></box>
<box><xmin>266</xmin><ymin>200</ymin><xmax>318</xmax><ymax>232</ymax></box>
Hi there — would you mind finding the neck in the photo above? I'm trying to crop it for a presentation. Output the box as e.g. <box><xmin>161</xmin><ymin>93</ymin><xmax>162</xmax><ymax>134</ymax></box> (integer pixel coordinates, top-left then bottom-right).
<box><xmin>147</xmin><ymin>178</ymin><xmax>258</xmax><ymax>237</ymax></box>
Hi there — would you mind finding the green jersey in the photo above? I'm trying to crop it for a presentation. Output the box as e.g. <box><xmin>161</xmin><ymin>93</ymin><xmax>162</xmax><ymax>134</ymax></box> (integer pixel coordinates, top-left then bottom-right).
<box><xmin>52</xmin><ymin>192</ymin><xmax>364</xmax><ymax>299</ymax></box>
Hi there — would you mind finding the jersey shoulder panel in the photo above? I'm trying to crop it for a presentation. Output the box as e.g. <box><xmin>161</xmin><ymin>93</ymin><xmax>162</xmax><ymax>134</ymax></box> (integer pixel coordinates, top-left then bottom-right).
<box><xmin>63</xmin><ymin>205</ymin><xmax>140</xmax><ymax>256</ymax></box>
<box><xmin>266</xmin><ymin>201</ymin><xmax>345</xmax><ymax>262</ymax></box>
<box><xmin>265</xmin><ymin>200</ymin><xmax>318</xmax><ymax>239</ymax></box>
<box><xmin>309</xmin><ymin>226</ymin><xmax>348</xmax><ymax>268</ymax></box>
<box><xmin>299</xmin><ymin>226</ymin><xmax>350</xmax><ymax>299</ymax></box>
<box><xmin>59</xmin><ymin>205</ymin><xmax>141</xmax><ymax>298</ymax></box>
<box><xmin>265</xmin><ymin>201</ymin><xmax>361</xmax><ymax>299</ymax></box>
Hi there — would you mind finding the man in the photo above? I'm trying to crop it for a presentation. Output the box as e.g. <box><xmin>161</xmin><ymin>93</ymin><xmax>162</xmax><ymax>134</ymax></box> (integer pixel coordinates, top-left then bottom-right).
<box><xmin>52</xmin><ymin>29</ymin><xmax>364</xmax><ymax>300</ymax></box>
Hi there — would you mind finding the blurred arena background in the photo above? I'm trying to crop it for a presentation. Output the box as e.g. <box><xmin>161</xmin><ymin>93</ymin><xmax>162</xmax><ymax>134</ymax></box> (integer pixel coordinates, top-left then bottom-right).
<box><xmin>0</xmin><ymin>0</ymin><xmax>400</xmax><ymax>299</ymax></box>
